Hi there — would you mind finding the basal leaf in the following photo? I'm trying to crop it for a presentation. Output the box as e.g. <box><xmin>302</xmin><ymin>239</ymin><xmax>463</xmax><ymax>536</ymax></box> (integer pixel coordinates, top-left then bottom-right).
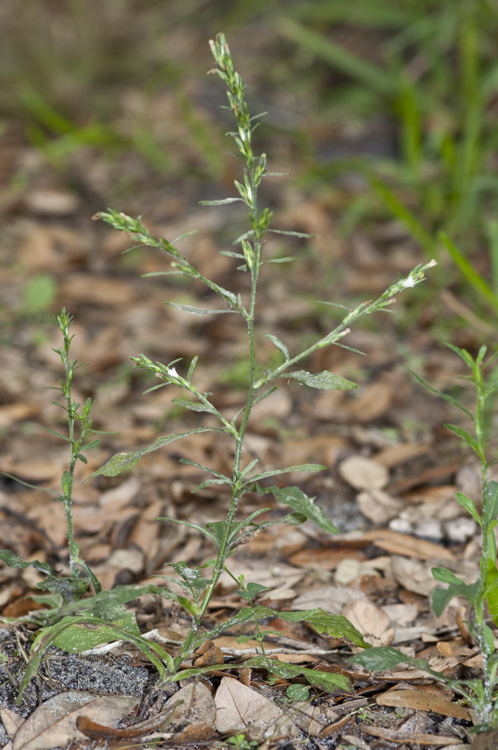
<box><xmin>37</xmin><ymin>575</ymin><xmax>90</xmax><ymax>604</ymax></box>
<box><xmin>349</xmin><ymin>646</ymin><xmax>408</xmax><ymax>671</ymax></box>
<box><xmin>264</xmin><ymin>486</ymin><xmax>338</xmax><ymax>535</ymax></box>
<box><xmin>247</xmin><ymin>659</ymin><xmax>351</xmax><ymax>693</ymax></box>
<box><xmin>285</xmin><ymin>370</ymin><xmax>358</xmax><ymax>390</ymax></box>
<box><xmin>88</xmin><ymin>428</ymin><xmax>219</xmax><ymax>478</ymax></box>
<box><xmin>0</xmin><ymin>550</ymin><xmax>54</xmax><ymax>576</ymax></box>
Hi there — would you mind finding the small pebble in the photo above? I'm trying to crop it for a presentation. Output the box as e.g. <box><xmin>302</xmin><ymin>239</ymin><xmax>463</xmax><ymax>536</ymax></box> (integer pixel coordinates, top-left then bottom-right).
<box><xmin>413</xmin><ymin>518</ymin><xmax>444</xmax><ymax>543</ymax></box>
<box><xmin>445</xmin><ymin>516</ymin><xmax>477</xmax><ymax>544</ymax></box>
<box><xmin>389</xmin><ymin>517</ymin><xmax>412</xmax><ymax>535</ymax></box>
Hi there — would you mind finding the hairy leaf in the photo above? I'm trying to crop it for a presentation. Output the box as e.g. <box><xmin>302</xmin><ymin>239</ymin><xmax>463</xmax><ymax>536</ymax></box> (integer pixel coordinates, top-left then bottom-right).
<box><xmin>264</xmin><ymin>486</ymin><xmax>338</xmax><ymax>535</ymax></box>
<box><xmin>0</xmin><ymin>550</ymin><xmax>54</xmax><ymax>576</ymax></box>
<box><xmin>88</xmin><ymin>428</ymin><xmax>220</xmax><ymax>478</ymax></box>
<box><xmin>285</xmin><ymin>370</ymin><xmax>358</xmax><ymax>390</ymax></box>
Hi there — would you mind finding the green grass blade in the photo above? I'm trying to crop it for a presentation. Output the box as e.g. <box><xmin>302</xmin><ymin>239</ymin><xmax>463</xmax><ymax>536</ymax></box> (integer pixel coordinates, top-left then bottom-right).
<box><xmin>439</xmin><ymin>233</ymin><xmax>498</xmax><ymax>315</ymax></box>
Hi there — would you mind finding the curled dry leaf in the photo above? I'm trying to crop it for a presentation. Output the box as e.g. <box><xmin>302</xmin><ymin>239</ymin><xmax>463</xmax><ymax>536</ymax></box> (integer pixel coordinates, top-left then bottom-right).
<box><xmin>193</xmin><ymin>639</ymin><xmax>224</xmax><ymax>667</ymax></box>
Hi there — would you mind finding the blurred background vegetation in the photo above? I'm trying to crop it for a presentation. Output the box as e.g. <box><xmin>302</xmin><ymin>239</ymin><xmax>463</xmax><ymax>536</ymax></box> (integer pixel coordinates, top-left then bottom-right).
<box><xmin>1</xmin><ymin>0</ymin><xmax>498</xmax><ymax>333</ymax></box>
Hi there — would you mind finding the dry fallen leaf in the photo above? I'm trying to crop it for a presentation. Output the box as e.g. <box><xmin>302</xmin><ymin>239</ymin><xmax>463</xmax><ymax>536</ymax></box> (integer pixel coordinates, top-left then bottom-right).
<box><xmin>339</xmin><ymin>455</ymin><xmax>389</xmax><ymax>491</ymax></box>
<box><xmin>167</xmin><ymin>682</ymin><xmax>217</xmax><ymax>742</ymax></box>
<box><xmin>342</xmin><ymin>599</ymin><xmax>396</xmax><ymax>647</ymax></box>
<box><xmin>0</xmin><ymin>707</ymin><xmax>24</xmax><ymax>736</ymax></box>
<box><xmin>360</xmin><ymin>529</ymin><xmax>456</xmax><ymax>561</ymax></box>
<box><xmin>215</xmin><ymin>676</ymin><xmax>299</xmax><ymax>741</ymax></box>
<box><xmin>289</xmin><ymin>547</ymin><xmax>366</xmax><ymax>570</ymax></box>
<box><xmin>376</xmin><ymin>686</ymin><xmax>472</xmax><ymax>721</ymax></box>
<box><xmin>361</xmin><ymin>723</ymin><xmax>464</xmax><ymax>745</ymax></box>
<box><xmin>12</xmin><ymin>692</ymin><xmax>138</xmax><ymax>750</ymax></box>
<box><xmin>357</xmin><ymin>489</ymin><xmax>403</xmax><ymax>524</ymax></box>
<box><xmin>282</xmin><ymin>701</ymin><xmax>340</xmax><ymax>736</ymax></box>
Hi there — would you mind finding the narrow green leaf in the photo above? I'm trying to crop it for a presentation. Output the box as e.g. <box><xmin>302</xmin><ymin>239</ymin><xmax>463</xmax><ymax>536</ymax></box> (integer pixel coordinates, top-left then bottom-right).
<box><xmin>199</xmin><ymin>197</ymin><xmax>243</xmax><ymax>206</ymax></box>
<box><xmin>444</xmin><ymin>424</ymin><xmax>480</xmax><ymax>454</ymax></box>
<box><xmin>141</xmin><ymin>271</ymin><xmax>184</xmax><ymax>277</ymax></box>
<box><xmin>485</xmin><ymin>557</ymin><xmax>498</xmax><ymax>627</ymax></box>
<box><xmin>440</xmin><ymin>233</ymin><xmax>498</xmax><ymax>315</ymax></box>
<box><xmin>155</xmin><ymin>516</ymin><xmax>217</xmax><ymax>543</ymax></box>
<box><xmin>172</xmin><ymin>398</ymin><xmax>217</xmax><ymax>415</ymax></box>
<box><xmin>240</xmin><ymin>458</ymin><xmax>261</xmax><ymax>478</ymax></box>
<box><xmin>172</xmin><ymin>229</ymin><xmax>201</xmax><ymax>245</ymax></box>
<box><xmin>191</xmin><ymin>478</ymin><xmax>232</xmax><ymax>492</ymax></box>
<box><xmin>178</xmin><ymin>458</ymin><xmax>228</xmax><ymax>479</ymax></box>
<box><xmin>285</xmin><ymin>370</ymin><xmax>358</xmax><ymax>390</ymax></box>
<box><xmin>279</xmin><ymin>18</ymin><xmax>394</xmax><ymax>96</ymax></box>
<box><xmin>455</xmin><ymin>492</ymin><xmax>481</xmax><ymax>526</ymax></box>
<box><xmin>264</xmin><ymin>333</ymin><xmax>289</xmax><ymax>361</ymax></box>
<box><xmin>1</xmin><ymin>473</ymin><xmax>61</xmax><ymax>496</ymax></box>
<box><xmin>252</xmin><ymin>386</ymin><xmax>278</xmax><ymax>406</ymax></box>
<box><xmin>187</xmin><ymin>355</ymin><xmax>199</xmax><ymax>384</ymax></box>
<box><xmin>88</xmin><ymin>428</ymin><xmax>221</xmax><ymax>478</ymax></box>
<box><xmin>484</xmin><ymin>481</ymin><xmax>498</xmax><ymax>524</ymax></box>
<box><xmin>371</xmin><ymin>178</ymin><xmax>435</xmax><ymax>257</ymax></box>
<box><xmin>167</xmin><ymin>303</ymin><xmax>237</xmax><ymax>315</ymax></box>
<box><xmin>264</xmin><ymin>486</ymin><xmax>339</xmax><ymax>535</ymax></box>
<box><xmin>43</xmin><ymin>427</ymin><xmax>72</xmax><ymax>443</ymax></box>
<box><xmin>249</xmin><ymin>464</ymin><xmax>325</xmax><ymax>484</ymax></box>
<box><xmin>81</xmin><ymin>439</ymin><xmax>100</xmax><ymax>451</ymax></box>
<box><xmin>220</xmin><ymin>251</ymin><xmax>245</xmax><ymax>259</ymax></box>
<box><xmin>268</xmin><ymin>229</ymin><xmax>316</xmax><ymax>238</ymax></box>
<box><xmin>410</xmin><ymin>371</ymin><xmax>474</xmax><ymax>420</ymax></box>
<box><xmin>263</xmin><ymin>257</ymin><xmax>296</xmax><ymax>264</ymax></box>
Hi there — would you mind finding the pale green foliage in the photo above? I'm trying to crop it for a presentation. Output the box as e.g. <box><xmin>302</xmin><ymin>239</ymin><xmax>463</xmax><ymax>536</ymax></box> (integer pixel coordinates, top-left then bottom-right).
<box><xmin>92</xmin><ymin>34</ymin><xmax>434</xmax><ymax>682</ymax></box>
<box><xmin>351</xmin><ymin>344</ymin><xmax>498</xmax><ymax>731</ymax></box>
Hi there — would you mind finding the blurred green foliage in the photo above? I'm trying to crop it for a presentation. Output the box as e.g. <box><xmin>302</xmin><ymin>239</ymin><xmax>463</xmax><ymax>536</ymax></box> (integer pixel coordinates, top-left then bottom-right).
<box><xmin>278</xmin><ymin>0</ymin><xmax>498</xmax><ymax>320</ymax></box>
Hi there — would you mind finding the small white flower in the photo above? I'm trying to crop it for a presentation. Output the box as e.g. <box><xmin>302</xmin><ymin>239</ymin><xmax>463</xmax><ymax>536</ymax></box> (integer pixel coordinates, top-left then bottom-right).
<box><xmin>401</xmin><ymin>276</ymin><xmax>416</xmax><ymax>289</ymax></box>
<box><xmin>166</xmin><ymin>367</ymin><xmax>179</xmax><ymax>379</ymax></box>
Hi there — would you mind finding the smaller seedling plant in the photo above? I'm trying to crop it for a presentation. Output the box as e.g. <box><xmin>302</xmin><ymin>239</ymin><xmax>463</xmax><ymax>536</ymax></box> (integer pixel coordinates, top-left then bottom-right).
<box><xmin>1</xmin><ymin>34</ymin><xmax>435</xmax><ymax>704</ymax></box>
<box><xmin>351</xmin><ymin>344</ymin><xmax>498</xmax><ymax>731</ymax></box>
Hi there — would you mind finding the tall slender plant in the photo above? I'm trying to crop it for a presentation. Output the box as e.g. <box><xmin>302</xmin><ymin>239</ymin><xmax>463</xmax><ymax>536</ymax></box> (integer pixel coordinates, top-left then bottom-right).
<box><xmin>89</xmin><ymin>34</ymin><xmax>435</xmax><ymax>681</ymax></box>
